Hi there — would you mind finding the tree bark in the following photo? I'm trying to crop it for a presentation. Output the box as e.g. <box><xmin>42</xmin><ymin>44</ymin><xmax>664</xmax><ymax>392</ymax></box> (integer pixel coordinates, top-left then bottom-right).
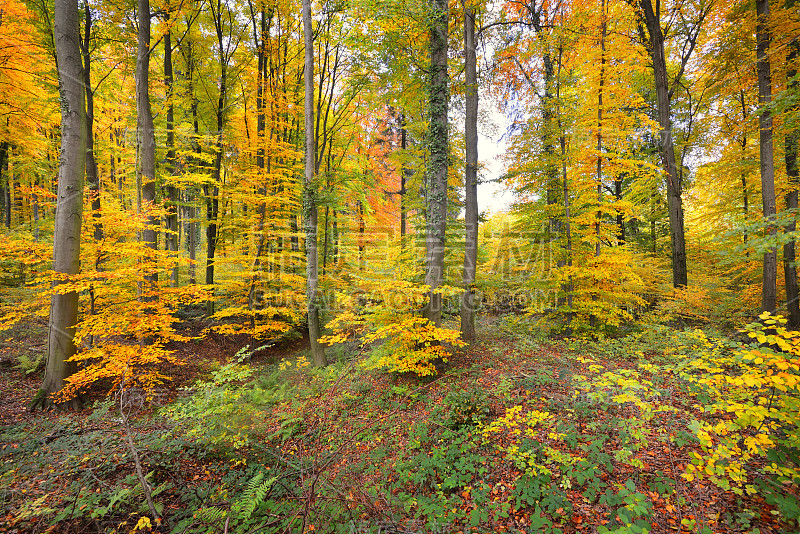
<box><xmin>640</xmin><ymin>0</ymin><xmax>688</xmax><ymax>288</ymax></box>
<box><xmin>783</xmin><ymin>0</ymin><xmax>799</xmax><ymax>326</ymax></box>
<box><xmin>757</xmin><ymin>0</ymin><xmax>777</xmax><ymax>313</ymax></box>
<box><xmin>0</xmin><ymin>142</ymin><xmax>8</xmax><ymax>228</ymax></box>
<box><xmin>460</xmin><ymin>6</ymin><xmax>478</xmax><ymax>342</ymax></box>
<box><xmin>302</xmin><ymin>0</ymin><xmax>326</xmax><ymax>367</ymax></box>
<box><xmin>205</xmin><ymin>0</ymin><xmax>234</xmax><ymax>315</ymax></box>
<box><xmin>591</xmin><ymin>0</ymin><xmax>607</xmax><ymax>329</ymax></box>
<box><xmin>35</xmin><ymin>0</ymin><xmax>86</xmax><ymax>410</ymax></box>
<box><xmin>137</xmin><ymin>0</ymin><xmax>157</xmax><ymax>291</ymax></box>
<box><xmin>164</xmin><ymin>15</ymin><xmax>179</xmax><ymax>287</ymax></box>
<box><xmin>423</xmin><ymin>0</ymin><xmax>449</xmax><ymax>327</ymax></box>
<box><xmin>81</xmin><ymin>0</ymin><xmax>102</xmax><ymax>242</ymax></box>
<box><xmin>399</xmin><ymin>115</ymin><xmax>410</xmax><ymax>245</ymax></box>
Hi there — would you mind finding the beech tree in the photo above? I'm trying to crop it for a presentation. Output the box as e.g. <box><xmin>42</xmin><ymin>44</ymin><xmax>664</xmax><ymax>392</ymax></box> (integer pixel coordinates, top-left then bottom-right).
<box><xmin>756</xmin><ymin>0</ymin><xmax>776</xmax><ymax>313</ymax></box>
<box><xmin>137</xmin><ymin>0</ymin><xmax>157</xmax><ymax>289</ymax></box>
<box><xmin>423</xmin><ymin>0</ymin><xmax>449</xmax><ymax>327</ymax></box>
<box><xmin>303</xmin><ymin>0</ymin><xmax>326</xmax><ymax>367</ymax></box>
<box><xmin>34</xmin><ymin>0</ymin><xmax>85</xmax><ymax>409</ymax></box>
<box><xmin>635</xmin><ymin>0</ymin><xmax>708</xmax><ymax>288</ymax></box>
<box><xmin>785</xmin><ymin>0</ymin><xmax>800</xmax><ymax>327</ymax></box>
<box><xmin>461</xmin><ymin>4</ymin><xmax>478</xmax><ymax>341</ymax></box>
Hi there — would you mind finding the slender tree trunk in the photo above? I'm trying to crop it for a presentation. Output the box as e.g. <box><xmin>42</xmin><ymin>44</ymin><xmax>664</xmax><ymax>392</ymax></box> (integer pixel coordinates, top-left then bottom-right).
<box><xmin>247</xmin><ymin>5</ymin><xmax>271</xmax><ymax>316</ymax></box>
<box><xmin>615</xmin><ymin>178</ymin><xmax>625</xmax><ymax>243</ymax></box>
<box><xmin>82</xmin><ymin>0</ymin><xmax>102</xmax><ymax>242</ymax></box>
<box><xmin>322</xmin><ymin>206</ymin><xmax>329</xmax><ymax>275</ymax></box>
<box><xmin>137</xmin><ymin>0</ymin><xmax>157</xmax><ymax>292</ymax></box>
<box><xmin>783</xmin><ymin>2</ymin><xmax>799</xmax><ymax>325</ymax></box>
<box><xmin>164</xmin><ymin>17</ymin><xmax>179</xmax><ymax>287</ymax></box>
<box><xmin>0</xmin><ymin>142</ymin><xmax>8</xmax><ymax>228</ymax></box>
<box><xmin>740</xmin><ymin>90</ymin><xmax>749</xmax><ymax>248</ymax></box>
<box><xmin>640</xmin><ymin>0</ymin><xmax>688</xmax><ymax>288</ymax></box>
<box><xmin>460</xmin><ymin>6</ymin><xmax>478</xmax><ymax>342</ymax></box>
<box><xmin>595</xmin><ymin>0</ymin><xmax>606</xmax><ymax>259</ymax></box>
<box><xmin>188</xmin><ymin>201</ymin><xmax>197</xmax><ymax>284</ymax></box>
<box><xmin>302</xmin><ymin>0</ymin><xmax>326</xmax><ymax>367</ymax></box>
<box><xmin>32</xmin><ymin>181</ymin><xmax>39</xmax><ymax>242</ymax></box>
<box><xmin>333</xmin><ymin>209</ymin><xmax>338</xmax><ymax>266</ymax></box>
<box><xmin>399</xmin><ymin>115</ymin><xmax>410</xmax><ymax>245</ymax></box>
<box><xmin>12</xmin><ymin>159</ymin><xmax>21</xmax><ymax>226</ymax></box>
<box><xmin>757</xmin><ymin>0</ymin><xmax>776</xmax><ymax>313</ymax></box>
<box><xmin>555</xmin><ymin>43</ymin><xmax>573</xmax><ymax>333</ymax></box>
<box><xmin>591</xmin><ymin>0</ymin><xmax>607</xmax><ymax>328</ymax></box>
<box><xmin>423</xmin><ymin>0</ymin><xmax>449</xmax><ymax>327</ymax></box>
<box><xmin>357</xmin><ymin>199</ymin><xmax>365</xmax><ymax>271</ymax></box>
<box><xmin>34</xmin><ymin>0</ymin><xmax>86</xmax><ymax>410</ymax></box>
<box><xmin>186</xmin><ymin>39</ymin><xmax>199</xmax><ymax>286</ymax></box>
<box><xmin>205</xmin><ymin>0</ymin><xmax>231</xmax><ymax>316</ymax></box>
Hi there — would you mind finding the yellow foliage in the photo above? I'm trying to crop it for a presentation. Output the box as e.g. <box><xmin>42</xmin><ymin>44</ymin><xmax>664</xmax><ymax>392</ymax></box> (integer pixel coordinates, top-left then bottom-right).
<box><xmin>680</xmin><ymin>315</ymin><xmax>800</xmax><ymax>494</ymax></box>
<box><xmin>321</xmin><ymin>279</ymin><xmax>465</xmax><ymax>376</ymax></box>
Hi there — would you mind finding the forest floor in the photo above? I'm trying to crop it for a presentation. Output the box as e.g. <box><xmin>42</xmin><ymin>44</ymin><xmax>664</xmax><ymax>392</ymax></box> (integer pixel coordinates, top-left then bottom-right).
<box><xmin>0</xmin><ymin>315</ymin><xmax>797</xmax><ymax>534</ymax></box>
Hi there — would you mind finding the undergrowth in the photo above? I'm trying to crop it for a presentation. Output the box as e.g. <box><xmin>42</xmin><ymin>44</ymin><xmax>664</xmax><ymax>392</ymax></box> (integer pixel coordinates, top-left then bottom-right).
<box><xmin>3</xmin><ymin>317</ymin><xmax>799</xmax><ymax>533</ymax></box>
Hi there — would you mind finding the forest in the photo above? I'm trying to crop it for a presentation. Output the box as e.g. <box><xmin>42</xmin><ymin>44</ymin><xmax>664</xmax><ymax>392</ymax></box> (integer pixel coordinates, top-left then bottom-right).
<box><xmin>1</xmin><ymin>0</ymin><xmax>799</xmax><ymax>531</ymax></box>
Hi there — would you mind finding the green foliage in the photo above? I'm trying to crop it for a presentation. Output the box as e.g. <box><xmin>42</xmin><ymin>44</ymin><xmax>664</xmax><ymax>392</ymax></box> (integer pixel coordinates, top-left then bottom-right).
<box><xmin>14</xmin><ymin>352</ymin><xmax>43</xmax><ymax>376</ymax></box>
<box><xmin>162</xmin><ymin>345</ymin><xmax>337</xmax><ymax>450</ymax></box>
<box><xmin>393</xmin><ymin>423</ymin><xmax>492</xmax><ymax>530</ymax></box>
<box><xmin>440</xmin><ymin>388</ymin><xmax>490</xmax><ymax>429</ymax></box>
<box><xmin>597</xmin><ymin>480</ymin><xmax>653</xmax><ymax>534</ymax></box>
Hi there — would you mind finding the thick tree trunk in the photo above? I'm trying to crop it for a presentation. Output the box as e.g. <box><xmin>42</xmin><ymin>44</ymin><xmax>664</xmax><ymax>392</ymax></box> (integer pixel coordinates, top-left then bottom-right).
<box><xmin>757</xmin><ymin>0</ymin><xmax>777</xmax><ymax>313</ymax></box>
<box><xmin>137</xmin><ymin>0</ymin><xmax>157</xmax><ymax>291</ymax></box>
<box><xmin>302</xmin><ymin>0</ymin><xmax>326</xmax><ymax>367</ymax></box>
<box><xmin>640</xmin><ymin>0</ymin><xmax>688</xmax><ymax>288</ymax></box>
<box><xmin>423</xmin><ymin>0</ymin><xmax>448</xmax><ymax>327</ymax></box>
<box><xmin>35</xmin><ymin>0</ymin><xmax>86</xmax><ymax>410</ymax></box>
<box><xmin>460</xmin><ymin>7</ymin><xmax>478</xmax><ymax>342</ymax></box>
<box><xmin>783</xmin><ymin>3</ymin><xmax>799</xmax><ymax>326</ymax></box>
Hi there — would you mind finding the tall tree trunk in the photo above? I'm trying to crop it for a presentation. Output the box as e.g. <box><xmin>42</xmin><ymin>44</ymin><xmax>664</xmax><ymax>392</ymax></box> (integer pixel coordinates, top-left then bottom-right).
<box><xmin>757</xmin><ymin>0</ymin><xmax>776</xmax><ymax>313</ymax></box>
<box><xmin>82</xmin><ymin>0</ymin><xmax>101</xmax><ymax>242</ymax></box>
<box><xmin>188</xmin><ymin>200</ymin><xmax>197</xmax><ymax>284</ymax></box>
<box><xmin>32</xmin><ymin>177</ymin><xmax>39</xmax><ymax>242</ymax></box>
<box><xmin>640</xmin><ymin>0</ymin><xmax>688</xmax><ymax>288</ymax></box>
<box><xmin>783</xmin><ymin>0</ymin><xmax>799</xmax><ymax>326</ymax></box>
<box><xmin>206</xmin><ymin>0</ymin><xmax>231</xmax><ymax>315</ymax></box>
<box><xmin>137</xmin><ymin>0</ymin><xmax>157</xmax><ymax>292</ymax></box>
<box><xmin>591</xmin><ymin>0</ymin><xmax>607</xmax><ymax>329</ymax></box>
<box><xmin>34</xmin><ymin>0</ymin><xmax>86</xmax><ymax>410</ymax></box>
<box><xmin>399</xmin><ymin>115</ymin><xmax>410</xmax><ymax>245</ymax></box>
<box><xmin>185</xmin><ymin>38</ymin><xmax>199</xmax><ymax>286</ymax></box>
<box><xmin>302</xmin><ymin>0</ymin><xmax>326</xmax><ymax>367</ymax></box>
<box><xmin>247</xmin><ymin>4</ymin><xmax>271</xmax><ymax>316</ymax></box>
<box><xmin>460</xmin><ymin>6</ymin><xmax>478</xmax><ymax>342</ymax></box>
<box><xmin>423</xmin><ymin>0</ymin><xmax>448</xmax><ymax>327</ymax></box>
<box><xmin>556</xmin><ymin>43</ymin><xmax>573</xmax><ymax>333</ymax></box>
<box><xmin>740</xmin><ymin>90</ymin><xmax>749</xmax><ymax>248</ymax></box>
<box><xmin>615</xmin><ymin>177</ymin><xmax>625</xmax><ymax>243</ymax></box>
<box><xmin>164</xmin><ymin>16</ymin><xmax>179</xmax><ymax>287</ymax></box>
<box><xmin>357</xmin><ymin>199</ymin><xmax>365</xmax><ymax>271</ymax></box>
<box><xmin>595</xmin><ymin>0</ymin><xmax>606</xmax><ymax>259</ymax></box>
<box><xmin>0</xmin><ymin>142</ymin><xmax>8</xmax><ymax>228</ymax></box>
